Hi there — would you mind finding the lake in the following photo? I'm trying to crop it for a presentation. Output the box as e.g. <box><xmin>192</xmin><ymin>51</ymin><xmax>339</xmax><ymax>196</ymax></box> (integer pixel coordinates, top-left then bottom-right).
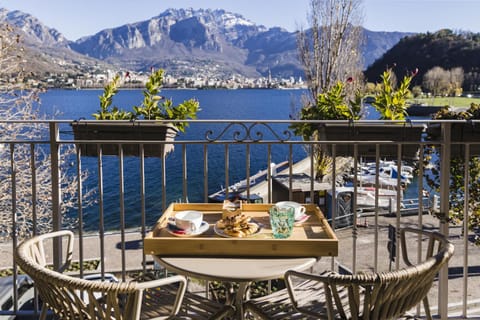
<box><xmin>40</xmin><ymin>88</ymin><xmax>306</xmax><ymax>120</ymax></box>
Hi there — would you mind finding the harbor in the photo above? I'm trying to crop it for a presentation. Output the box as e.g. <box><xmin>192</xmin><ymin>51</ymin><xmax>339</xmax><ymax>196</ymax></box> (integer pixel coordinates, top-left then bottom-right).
<box><xmin>208</xmin><ymin>156</ymin><xmax>435</xmax><ymax>228</ymax></box>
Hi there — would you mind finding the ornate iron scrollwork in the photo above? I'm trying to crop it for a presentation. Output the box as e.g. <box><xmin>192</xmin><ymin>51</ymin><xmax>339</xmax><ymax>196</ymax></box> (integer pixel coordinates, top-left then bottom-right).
<box><xmin>205</xmin><ymin>122</ymin><xmax>292</xmax><ymax>142</ymax></box>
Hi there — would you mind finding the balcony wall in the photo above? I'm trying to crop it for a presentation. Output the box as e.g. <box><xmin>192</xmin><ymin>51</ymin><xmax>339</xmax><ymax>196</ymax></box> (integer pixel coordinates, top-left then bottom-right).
<box><xmin>0</xmin><ymin>119</ymin><xmax>479</xmax><ymax>318</ymax></box>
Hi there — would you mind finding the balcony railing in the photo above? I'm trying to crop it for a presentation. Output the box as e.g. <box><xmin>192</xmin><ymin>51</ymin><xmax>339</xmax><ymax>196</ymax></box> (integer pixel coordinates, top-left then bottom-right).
<box><xmin>0</xmin><ymin>119</ymin><xmax>479</xmax><ymax>319</ymax></box>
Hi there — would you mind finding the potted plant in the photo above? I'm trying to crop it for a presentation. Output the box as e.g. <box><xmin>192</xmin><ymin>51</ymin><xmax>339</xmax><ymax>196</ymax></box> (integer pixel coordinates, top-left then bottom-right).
<box><xmin>423</xmin><ymin>104</ymin><xmax>480</xmax><ymax>243</ymax></box>
<box><xmin>346</xmin><ymin>68</ymin><xmax>424</xmax><ymax>159</ymax></box>
<box><xmin>292</xmin><ymin>68</ymin><xmax>425</xmax><ymax>160</ymax></box>
<box><xmin>72</xmin><ymin>69</ymin><xmax>200</xmax><ymax>157</ymax></box>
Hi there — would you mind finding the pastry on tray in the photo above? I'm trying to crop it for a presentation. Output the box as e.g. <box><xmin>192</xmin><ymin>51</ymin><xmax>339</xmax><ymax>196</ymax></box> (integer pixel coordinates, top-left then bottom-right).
<box><xmin>222</xmin><ymin>199</ymin><xmax>242</xmax><ymax>220</ymax></box>
<box><xmin>215</xmin><ymin>212</ymin><xmax>259</xmax><ymax>238</ymax></box>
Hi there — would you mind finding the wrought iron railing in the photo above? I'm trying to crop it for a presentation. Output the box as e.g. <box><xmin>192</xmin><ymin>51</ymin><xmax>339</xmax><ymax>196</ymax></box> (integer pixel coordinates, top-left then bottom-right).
<box><xmin>0</xmin><ymin>119</ymin><xmax>479</xmax><ymax>319</ymax></box>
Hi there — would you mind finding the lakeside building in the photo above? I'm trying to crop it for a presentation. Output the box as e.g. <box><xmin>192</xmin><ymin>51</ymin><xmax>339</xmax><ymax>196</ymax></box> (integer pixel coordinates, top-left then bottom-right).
<box><xmin>8</xmin><ymin>69</ymin><xmax>307</xmax><ymax>90</ymax></box>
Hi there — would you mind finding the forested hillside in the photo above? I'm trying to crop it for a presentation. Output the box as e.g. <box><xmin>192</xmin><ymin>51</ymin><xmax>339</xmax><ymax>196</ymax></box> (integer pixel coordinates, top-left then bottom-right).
<box><xmin>364</xmin><ymin>29</ymin><xmax>480</xmax><ymax>91</ymax></box>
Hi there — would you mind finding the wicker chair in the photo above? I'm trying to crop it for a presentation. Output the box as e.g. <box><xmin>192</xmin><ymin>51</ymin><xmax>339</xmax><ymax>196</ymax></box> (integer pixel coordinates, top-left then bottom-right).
<box><xmin>244</xmin><ymin>227</ymin><xmax>454</xmax><ymax>320</ymax></box>
<box><xmin>15</xmin><ymin>230</ymin><xmax>234</xmax><ymax>320</ymax></box>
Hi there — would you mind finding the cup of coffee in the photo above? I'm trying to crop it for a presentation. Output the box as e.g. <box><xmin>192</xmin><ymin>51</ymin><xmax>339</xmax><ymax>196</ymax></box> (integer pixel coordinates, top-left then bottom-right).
<box><xmin>269</xmin><ymin>205</ymin><xmax>295</xmax><ymax>239</ymax></box>
<box><xmin>275</xmin><ymin>201</ymin><xmax>306</xmax><ymax>220</ymax></box>
<box><xmin>174</xmin><ymin>210</ymin><xmax>203</xmax><ymax>232</ymax></box>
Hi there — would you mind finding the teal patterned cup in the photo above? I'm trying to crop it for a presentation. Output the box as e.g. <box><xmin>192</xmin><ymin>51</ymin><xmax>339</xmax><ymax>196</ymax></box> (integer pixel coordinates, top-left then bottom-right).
<box><xmin>269</xmin><ymin>205</ymin><xmax>295</xmax><ymax>239</ymax></box>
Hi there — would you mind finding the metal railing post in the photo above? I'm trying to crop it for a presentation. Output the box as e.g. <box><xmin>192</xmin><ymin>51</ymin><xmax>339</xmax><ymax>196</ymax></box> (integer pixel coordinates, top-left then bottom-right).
<box><xmin>439</xmin><ymin>122</ymin><xmax>451</xmax><ymax>319</ymax></box>
<box><xmin>462</xmin><ymin>144</ymin><xmax>470</xmax><ymax>318</ymax></box>
<box><xmin>49</xmin><ymin>122</ymin><xmax>62</xmax><ymax>270</ymax></box>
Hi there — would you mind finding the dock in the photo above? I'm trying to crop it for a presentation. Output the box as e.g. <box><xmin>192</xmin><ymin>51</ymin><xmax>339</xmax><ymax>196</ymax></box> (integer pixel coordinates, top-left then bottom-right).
<box><xmin>238</xmin><ymin>156</ymin><xmax>353</xmax><ymax>203</ymax></box>
<box><xmin>208</xmin><ymin>161</ymin><xmax>289</xmax><ymax>202</ymax></box>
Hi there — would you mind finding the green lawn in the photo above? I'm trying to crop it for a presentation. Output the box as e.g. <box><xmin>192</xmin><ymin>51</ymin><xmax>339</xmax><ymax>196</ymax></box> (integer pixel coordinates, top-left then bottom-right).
<box><xmin>409</xmin><ymin>96</ymin><xmax>480</xmax><ymax>108</ymax></box>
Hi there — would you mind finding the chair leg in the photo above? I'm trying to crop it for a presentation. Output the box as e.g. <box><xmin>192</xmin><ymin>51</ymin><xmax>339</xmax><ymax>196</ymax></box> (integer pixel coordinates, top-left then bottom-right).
<box><xmin>39</xmin><ymin>305</ymin><xmax>47</xmax><ymax>320</ymax></box>
<box><xmin>423</xmin><ymin>296</ymin><xmax>432</xmax><ymax>320</ymax></box>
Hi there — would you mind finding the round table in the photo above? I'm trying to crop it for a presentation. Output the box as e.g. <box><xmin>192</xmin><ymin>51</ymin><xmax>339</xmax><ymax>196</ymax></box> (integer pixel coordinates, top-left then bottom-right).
<box><xmin>154</xmin><ymin>256</ymin><xmax>318</xmax><ymax>319</ymax></box>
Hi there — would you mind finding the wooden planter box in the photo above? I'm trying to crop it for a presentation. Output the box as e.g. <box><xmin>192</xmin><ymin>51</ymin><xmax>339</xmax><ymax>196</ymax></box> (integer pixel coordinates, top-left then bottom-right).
<box><xmin>426</xmin><ymin>122</ymin><xmax>480</xmax><ymax>156</ymax></box>
<box><xmin>317</xmin><ymin>123</ymin><xmax>425</xmax><ymax>160</ymax></box>
<box><xmin>71</xmin><ymin>122</ymin><xmax>177</xmax><ymax>157</ymax></box>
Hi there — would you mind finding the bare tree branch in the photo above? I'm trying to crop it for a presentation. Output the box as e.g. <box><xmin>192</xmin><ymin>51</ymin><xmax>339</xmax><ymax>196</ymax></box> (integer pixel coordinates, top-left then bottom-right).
<box><xmin>0</xmin><ymin>23</ymin><xmax>93</xmax><ymax>241</ymax></box>
<box><xmin>294</xmin><ymin>0</ymin><xmax>365</xmax><ymax>181</ymax></box>
<box><xmin>298</xmin><ymin>0</ymin><xmax>364</xmax><ymax>100</ymax></box>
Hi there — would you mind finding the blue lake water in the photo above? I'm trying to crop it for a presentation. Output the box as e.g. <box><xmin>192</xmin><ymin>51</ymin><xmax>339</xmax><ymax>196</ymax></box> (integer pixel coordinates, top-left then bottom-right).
<box><xmin>41</xmin><ymin>88</ymin><xmax>305</xmax><ymax>120</ymax></box>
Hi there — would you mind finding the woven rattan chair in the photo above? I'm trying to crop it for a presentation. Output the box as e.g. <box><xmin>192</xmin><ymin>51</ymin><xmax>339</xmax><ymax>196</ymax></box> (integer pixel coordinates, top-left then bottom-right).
<box><xmin>15</xmin><ymin>230</ymin><xmax>234</xmax><ymax>320</ymax></box>
<box><xmin>244</xmin><ymin>227</ymin><xmax>454</xmax><ymax>320</ymax></box>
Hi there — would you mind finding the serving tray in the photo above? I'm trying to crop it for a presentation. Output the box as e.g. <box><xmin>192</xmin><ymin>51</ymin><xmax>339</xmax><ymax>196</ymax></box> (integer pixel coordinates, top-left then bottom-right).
<box><xmin>144</xmin><ymin>203</ymin><xmax>338</xmax><ymax>258</ymax></box>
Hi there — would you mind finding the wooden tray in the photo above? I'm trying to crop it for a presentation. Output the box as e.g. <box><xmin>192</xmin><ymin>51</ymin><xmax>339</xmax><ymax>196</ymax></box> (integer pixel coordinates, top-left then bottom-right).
<box><xmin>144</xmin><ymin>203</ymin><xmax>338</xmax><ymax>258</ymax></box>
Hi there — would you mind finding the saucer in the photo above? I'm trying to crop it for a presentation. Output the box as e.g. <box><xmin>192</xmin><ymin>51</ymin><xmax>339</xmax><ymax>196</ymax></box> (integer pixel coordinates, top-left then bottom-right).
<box><xmin>294</xmin><ymin>214</ymin><xmax>310</xmax><ymax>224</ymax></box>
<box><xmin>166</xmin><ymin>221</ymin><xmax>209</xmax><ymax>237</ymax></box>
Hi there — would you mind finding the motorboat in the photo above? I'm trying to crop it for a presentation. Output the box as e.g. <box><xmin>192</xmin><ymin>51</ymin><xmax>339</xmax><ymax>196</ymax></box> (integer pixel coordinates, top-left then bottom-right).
<box><xmin>354</xmin><ymin>160</ymin><xmax>414</xmax><ymax>187</ymax></box>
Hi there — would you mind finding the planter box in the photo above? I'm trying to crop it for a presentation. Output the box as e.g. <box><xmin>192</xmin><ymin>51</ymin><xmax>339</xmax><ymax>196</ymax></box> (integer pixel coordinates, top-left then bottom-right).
<box><xmin>318</xmin><ymin>123</ymin><xmax>425</xmax><ymax>160</ymax></box>
<box><xmin>426</xmin><ymin>122</ymin><xmax>480</xmax><ymax>156</ymax></box>
<box><xmin>71</xmin><ymin>122</ymin><xmax>177</xmax><ymax>157</ymax></box>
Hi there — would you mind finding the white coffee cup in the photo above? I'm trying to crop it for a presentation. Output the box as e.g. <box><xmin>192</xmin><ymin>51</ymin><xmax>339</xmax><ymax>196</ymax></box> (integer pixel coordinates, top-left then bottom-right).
<box><xmin>275</xmin><ymin>201</ymin><xmax>306</xmax><ymax>220</ymax></box>
<box><xmin>174</xmin><ymin>210</ymin><xmax>203</xmax><ymax>232</ymax></box>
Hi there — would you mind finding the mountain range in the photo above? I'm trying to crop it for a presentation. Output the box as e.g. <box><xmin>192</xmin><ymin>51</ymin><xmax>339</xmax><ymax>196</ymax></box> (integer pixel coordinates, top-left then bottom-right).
<box><xmin>0</xmin><ymin>7</ymin><xmax>413</xmax><ymax>79</ymax></box>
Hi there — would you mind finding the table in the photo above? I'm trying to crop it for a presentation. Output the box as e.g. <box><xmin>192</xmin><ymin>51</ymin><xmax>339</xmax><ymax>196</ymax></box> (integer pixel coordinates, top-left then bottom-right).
<box><xmin>153</xmin><ymin>256</ymin><xmax>318</xmax><ymax>319</ymax></box>
<box><xmin>145</xmin><ymin>203</ymin><xmax>338</xmax><ymax>319</ymax></box>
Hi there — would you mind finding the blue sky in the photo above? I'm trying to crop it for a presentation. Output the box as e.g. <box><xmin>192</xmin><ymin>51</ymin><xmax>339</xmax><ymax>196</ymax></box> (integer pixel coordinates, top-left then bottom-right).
<box><xmin>2</xmin><ymin>0</ymin><xmax>480</xmax><ymax>40</ymax></box>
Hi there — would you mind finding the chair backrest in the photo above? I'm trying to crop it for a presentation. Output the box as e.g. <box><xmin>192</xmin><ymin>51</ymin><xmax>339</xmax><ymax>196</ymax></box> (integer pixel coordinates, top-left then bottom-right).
<box><xmin>294</xmin><ymin>228</ymin><xmax>454</xmax><ymax>320</ymax></box>
<box><xmin>15</xmin><ymin>230</ymin><xmax>146</xmax><ymax>320</ymax></box>
<box><xmin>400</xmin><ymin>226</ymin><xmax>446</xmax><ymax>267</ymax></box>
<box><xmin>22</xmin><ymin>230</ymin><xmax>75</xmax><ymax>272</ymax></box>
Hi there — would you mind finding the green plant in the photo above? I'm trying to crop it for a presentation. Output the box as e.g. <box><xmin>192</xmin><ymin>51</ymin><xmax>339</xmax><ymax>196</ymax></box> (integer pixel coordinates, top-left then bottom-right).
<box><xmin>372</xmin><ymin>67</ymin><xmax>416</xmax><ymax>120</ymax></box>
<box><xmin>291</xmin><ymin>81</ymin><xmax>362</xmax><ymax>139</ymax></box>
<box><xmin>432</xmin><ymin>103</ymin><xmax>480</xmax><ymax>120</ymax></box>
<box><xmin>290</xmin><ymin>80</ymin><xmax>362</xmax><ymax>179</ymax></box>
<box><xmin>425</xmin><ymin>102</ymin><xmax>480</xmax><ymax>245</ymax></box>
<box><xmin>94</xmin><ymin>74</ymin><xmax>133</xmax><ymax>120</ymax></box>
<box><xmin>93</xmin><ymin>69</ymin><xmax>200</xmax><ymax>132</ymax></box>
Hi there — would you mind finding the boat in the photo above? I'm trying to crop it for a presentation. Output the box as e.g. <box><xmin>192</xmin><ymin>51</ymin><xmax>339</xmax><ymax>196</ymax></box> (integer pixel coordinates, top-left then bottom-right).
<box><xmin>354</xmin><ymin>160</ymin><xmax>414</xmax><ymax>187</ymax></box>
<box><xmin>363</xmin><ymin>160</ymin><xmax>414</xmax><ymax>177</ymax></box>
<box><xmin>334</xmin><ymin>186</ymin><xmax>401</xmax><ymax>211</ymax></box>
<box><xmin>343</xmin><ymin>159</ymin><xmax>419</xmax><ymax>211</ymax></box>
<box><xmin>208</xmin><ymin>161</ymin><xmax>290</xmax><ymax>203</ymax></box>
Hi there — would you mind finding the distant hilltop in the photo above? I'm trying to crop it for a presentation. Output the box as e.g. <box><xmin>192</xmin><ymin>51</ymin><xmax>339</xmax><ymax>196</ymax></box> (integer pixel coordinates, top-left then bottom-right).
<box><xmin>0</xmin><ymin>7</ymin><xmax>412</xmax><ymax>81</ymax></box>
<box><xmin>365</xmin><ymin>29</ymin><xmax>480</xmax><ymax>91</ymax></box>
